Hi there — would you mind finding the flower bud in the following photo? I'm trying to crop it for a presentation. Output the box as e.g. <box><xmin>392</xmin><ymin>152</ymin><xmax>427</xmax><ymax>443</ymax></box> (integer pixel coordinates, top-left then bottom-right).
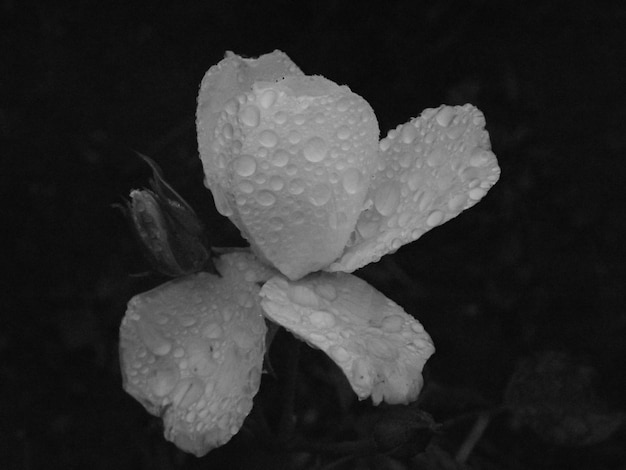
<box><xmin>124</xmin><ymin>154</ymin><xmax>212</xmax><ymax>277</ymax></box>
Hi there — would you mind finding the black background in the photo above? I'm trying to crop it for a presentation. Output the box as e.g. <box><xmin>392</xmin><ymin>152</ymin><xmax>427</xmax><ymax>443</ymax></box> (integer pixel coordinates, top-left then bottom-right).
<box><xmin>3</xmin><ymin>1</ymin><xmax>626</xmax><ymax>469</ymax></box>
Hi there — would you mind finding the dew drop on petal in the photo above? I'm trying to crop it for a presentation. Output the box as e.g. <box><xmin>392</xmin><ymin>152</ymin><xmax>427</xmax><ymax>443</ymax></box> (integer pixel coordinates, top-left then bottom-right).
<box><xmin>400</xmin><ymin>124</ymin><xmax>417</xmax><ymax>144</ymax></box>
<box><xmin>469</xmin><ymin>187</ymin><xmax>486</xmax><ymax>200</ymax></box>
<box><xmin>240</xmin><ymin>105</ymin><xmax>260</xmax><ymax>127</ymax></box>
<box><xmin>288</xmin><ymin>178</ymin><xmax>305</xmax><ymax>195</ymax></box>
<box><xmin>309</xmin><ymin>311</ymin><xmax>336</xmax><ymax>329</ymax></box>
<box><xmin>271</xmin><ymin>150</ymin><xmax>289</xmax><ymax>167</ymax></box>
<box><xmin>233</xmin><ymin>155</ymin><xmax>257</xmax><ymax>177</ymax></box>
<box><xmin>303</xmin><ymin>137</ymin><xmax>328</xmax><ymax>162</ymax></box>
<box><xmin>374</xmin><ymin>182</ymin><xmax>401</xmax><ymax>216</ymax></box>
<box><xmin>435</xmin><ymin>106</ymin><xmax>455</xmax><ymax>127</ymax></box>
<box><xmin>259</xmin><ymin>89</ymin><xmax>277</xmax><ymax>109</ymax></box>
<box><xmin>238</xmin><ymin>180</ymin><xmax>254</xmax><ymax>194</ymax></box>
<box><xmin>256</xmin><ymin>190</ymin><xmax>276</xmax><ymax>206</ymax></box>
<box><xmin>310</xmin><ymin>183</ymin><xmax>331</xmax><ymax>206</ymax></box>
<box><xmin>337</xmin><ymin>125</ymin><xmax>351</xmax><ymax>140</ymax></box>
<box><xmin>269</xmin><ymin>175</ymin><xmax>284</xmax><ymax>191</ymax></box>
<box><xmin>426</xmin><ymin>210</ymin><xmax>444</xmax><ymax>227</ymax></box>
<box><xmin>342</xmin><ymin>168</ymin><xmax>361</xmax><ymax>195</ymax></box>
<box><xmin>259</xmin><ymin>130</ymin><xmax>278</xmax><ymax>148</ymax></box>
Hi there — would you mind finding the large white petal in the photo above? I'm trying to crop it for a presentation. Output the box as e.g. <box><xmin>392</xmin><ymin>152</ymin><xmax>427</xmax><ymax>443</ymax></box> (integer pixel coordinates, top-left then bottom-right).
<box><xmin>197</xmin><ymin>50</ymin><xmax>304</xmax><ymax>232</ymax></box>
<box><xmin>328</xmin><ymin>104</ymin><xmax>500</xmax><ymax>273</ymax></box>
<box><xmin>259</xmin><ymin>273</ymin><xmax>434</xmax><ymax>405</ymax></box>
<box><xmin>119</xmin><ymin>251</ymin><xmax>275</xmax><ymax>456</ymax></box>
<box><xmin>198</xmin><ymin>51</ymin><xmax>379</xmax><ymax>280</ymax></box>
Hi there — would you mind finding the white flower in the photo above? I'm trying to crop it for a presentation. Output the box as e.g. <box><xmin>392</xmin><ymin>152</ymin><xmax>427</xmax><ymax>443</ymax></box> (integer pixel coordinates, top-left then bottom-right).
<box><xmin>120</xmin><ymin>50</ymin><xmax>500</xmax><ymax>456</ymax></box>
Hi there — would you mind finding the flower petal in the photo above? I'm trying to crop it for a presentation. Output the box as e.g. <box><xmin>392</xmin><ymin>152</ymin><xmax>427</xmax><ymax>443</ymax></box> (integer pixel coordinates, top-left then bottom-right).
<box><xmin>259</xmin><ymin>273</ymin><xmax>434</xmax><ymax>405</ymax></box>
<box><xmin>328</xmin><ymin>104</ymin><xmax>500</xmax><ymax>273</ymax></box>
<box><xmin>119</xmin><ymin>251</ymin><xmax>275</xmax><ymax>456</ymax></box>
<box><xmin>198</xmin><ymin>51</ymin><xmax>379</xmax><ymax>280</ymax></box>
<box><xmin>197</xmin><ymin>50</ymin><xmax>304</xmax><ymax>226</ymax></box>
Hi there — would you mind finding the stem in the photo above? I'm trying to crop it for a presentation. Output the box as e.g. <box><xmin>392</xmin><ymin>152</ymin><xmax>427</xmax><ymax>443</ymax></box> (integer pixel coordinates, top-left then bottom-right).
<box><xmin>455</xmin><ymin>412</ymin><xmax>491</xmax><ymax>464</ymax></box>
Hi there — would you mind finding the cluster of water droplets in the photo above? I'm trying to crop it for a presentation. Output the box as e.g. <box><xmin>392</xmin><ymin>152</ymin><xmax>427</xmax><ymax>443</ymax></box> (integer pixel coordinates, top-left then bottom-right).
<box><xmin>119</xmin><ymin>252</ymin><xmax>275</xmax><ymax>456</ymax></box>
<box><xmin>206</xmin><ymin>76</ymin><xmax>379</xmax><ymax>280</ymax></box>
<box><xmin>328</xmin><ymin>104</ymin><xmax>501</xmax><ymax>273</ymax></box>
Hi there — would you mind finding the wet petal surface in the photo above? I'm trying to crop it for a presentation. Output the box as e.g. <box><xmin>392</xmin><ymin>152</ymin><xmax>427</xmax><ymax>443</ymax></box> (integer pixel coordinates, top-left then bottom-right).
<box><xmin>119</xmin><ymin>251</ymin><xmax>275</xmax><ymax>456</ymax></box>
<box><xmin>259</xmin><ymin>273</ymin><xmax>434</xmax><ymax>405</ymax></box>
<box><xmin>328</xmin><ymin>104</ymin><xmax>500</xmax><ymax>273</ymax></box>
<box><xmin>197</xmin><ymin>51</ymin><xmax>379</xmax><ymax>280</ymax></box>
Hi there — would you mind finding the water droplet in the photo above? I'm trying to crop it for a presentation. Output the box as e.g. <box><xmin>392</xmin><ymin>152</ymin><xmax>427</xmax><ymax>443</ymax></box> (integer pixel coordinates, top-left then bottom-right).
<box><xmin>238</xmin><ymin>180</ymin><xmax>254</xmax><ymax>194</ymax></box>
<box><xmin>357</xmin><ymin>219</ymin><xmax>379</xmax><ymax>239</ymax></box>
<box><xmin>426</xmin><ymin>210</ymin><xmax>444</xmax><ymax>227</ymax></box>
<box><xmin>381</xmin><ymin>315</ymin><xmax>405</xmax><ymax>333</ymax></box>
<box><xmin>273</xmin><ymin>111</ymin><xmax>287</xmax><ymax>124</ymax></box>
<box><xmin>337</xmin><ymin>97</ymin><xmax>351</xmax><ymax>112</ymax></box>
<box><xmin>269</xmin><ymin>175</ymin><xmax>284</xmax><ymax>191</ymax></box>
<box><xmin>259</xmin><ymin>89</ymin><xmax>277</xmax><ymax>109</ymax></box>
<box><xmin>309</xmin><ymin>311</ymin><xmax>336</xmax><ymax>329</ymax></box>
<box><xmin>427</xmin><ymin>148</ymin><xmax>445</xmax><ymax>167</ymax></box>
<box><xmin>234</xmin><ymin>155</ymin><xmax>257</xmax><ymax>177</ymax></box>
<box><xmin>330</xmin><ymin>345</ymin><xmax>350</xmax><ymax>362</ymax></box>
<box><xmin>288</xmin><ymin>178</ymin><xmax>305</xmax><ymax>195</ymax></box>
<box><xmin>469</xmin><ymin>187</ymin><xmax>486</xmax><ymax>200</ymax></box>
<box><xmin>374</xmin><ymin>182</ymin><xmax>401</xmax><ymax>216</ymax></box>
<box><xmin>255</xmin><ymin>190</ymin><xmax>275</xmax><ymax>206</ymax></box>
<box><xmin>310</xmin><ymin>183</ymin><xmax>331</xmax><ymax>206</ymax></box>
<box><xmin>315</xmin><ymin>283</ymin><xmax>337</xmax><ymax>301</ymax></box>
<box><xmin>149</xmin><ymin>366</ymin><xmax>180</xmax><ymax>397</ymax></box>
<box><xmin>288</xmin><ymin>285</ymin><xmax>319</xmax><ymax>308</ymax></box>
<box><xmin>271</xmin><ymin>150</ymin><xmax>289</xmax><ymax>167</ymax></box>
<box><xmin>436</xmin><ymin>107</ymin><xmax>455</xmax><ymax>127</ymax></box>
<box><xmin>259</xmin><ymin>130</ymin><xmax>278</xmax><ymax>148</ymax></box>
<box><xmin>224</xmin><ymin>99</ymin><xmax>239</xmax><ymax>115</ymax></box>
<box><xmin>448</xmin><ymin>194</ymin><xmax>467</xmax><ymax>211</ymax></box>
<box><xmin>303</xmin><ymin>137</ymin><xmax>328</xmax><ymax>162</ymax></box>
<box><xmin>212</xmin><ymin>185</ymin><xmax>233</xmax><ymax>217</ymax></box>
<box><xmin>469</xmin><ymin>149</ymin><xmax>491</xmax><ymax>167</ymax></box>
<box><xmin>222</xmin><ymin>123</ymin><xmax>234</xmax><ymax>139</ymax></box>
<box><xmin>400</xmin><ymin>124</ymin><xmax>417</xmax><ymax>144</ymax></box>
<box><xmin>337</xmin><ymin>125</ymin><xmax>351</xmax><ymax>140</ymax></box>
<box><xmin>240</xmin><ymin>105</ymin><xmax>260</xmax><ymax>127</ymax></box>
<box><xmin>342</xmin><ymin>168</ymin><xmax>361</xmax><ymax>195</ymax></box>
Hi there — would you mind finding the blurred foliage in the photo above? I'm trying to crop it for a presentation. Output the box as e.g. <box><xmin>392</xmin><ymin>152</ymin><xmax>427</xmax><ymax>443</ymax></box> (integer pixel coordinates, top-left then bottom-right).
<box><xmin>2</xmin><ymin>0</ymin><xmax>626</xmax><ymax>469</ymax></box>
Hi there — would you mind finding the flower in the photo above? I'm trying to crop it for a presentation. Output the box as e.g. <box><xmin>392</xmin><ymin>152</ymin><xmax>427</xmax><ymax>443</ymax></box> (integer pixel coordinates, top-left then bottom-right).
<box><xmin>119</xmin><ymin>50</ymin><xmax>500</xmax><ymax>457</ymax></box>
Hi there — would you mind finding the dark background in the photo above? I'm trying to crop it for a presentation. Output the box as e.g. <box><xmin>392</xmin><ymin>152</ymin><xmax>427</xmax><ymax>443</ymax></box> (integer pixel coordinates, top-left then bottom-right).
<box><xmin>2</xmin><ymin>1</ymin><xmax>626</xmax><ymax>469</ymax></box>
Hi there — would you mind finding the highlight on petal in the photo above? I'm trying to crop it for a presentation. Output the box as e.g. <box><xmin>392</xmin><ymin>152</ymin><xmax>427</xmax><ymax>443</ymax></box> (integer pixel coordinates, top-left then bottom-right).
<box><xmin>197</xmin><ymin>50</ymin><xmax>380</xmax><ymax>280</ymax></box>
<box><xmin>259</xmin><ymin>273</ymin><xmax>434</xmax><ymax>405</ymax></box>
<box><xmin>328</xmin><ymin>104</ymin><xmax>500</xmax><ymax>273</ymax></box>
<box><xmin>119</xmin><ymin>251</ymin><xmax>275</xmax><ymax>456</ymax></box>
